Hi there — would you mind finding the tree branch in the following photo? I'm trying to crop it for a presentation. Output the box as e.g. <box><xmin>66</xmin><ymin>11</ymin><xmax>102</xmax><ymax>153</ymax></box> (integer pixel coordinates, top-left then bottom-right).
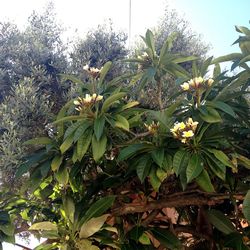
<box><xmin>112</xmin><ymin>191</ymin><xmax>245</xmax><ymax>216</ymax></box>
<box><xmin>14</xmin><ymin>243</ymin><xmax>32</xmax><ymax>250</ymax></box>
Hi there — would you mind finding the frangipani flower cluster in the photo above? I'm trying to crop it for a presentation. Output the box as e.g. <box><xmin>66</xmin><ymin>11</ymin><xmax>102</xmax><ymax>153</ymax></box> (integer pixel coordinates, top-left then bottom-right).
<box><xmin>170</xmin><ymin>118</ymin><xmax>198</xmax><ymax>144</ymax></box>
<box><xmin>74</xmin><ymin>93</ymin><xmax>103</xmax><ymax>112</ymax></box>
<box><xmin>83</xmin><ymin>64</ymin><xmax>102</xmax><ymax>78</ymax></box>
<box><xmin>144</xmin><ymin>121</ymin><xmax>160</xmax><ymax>134</ymax></box>
<box><xmin>180</xmin><ymin>77</ymin><xmax>214</xmax><ymax>91</ymax></box>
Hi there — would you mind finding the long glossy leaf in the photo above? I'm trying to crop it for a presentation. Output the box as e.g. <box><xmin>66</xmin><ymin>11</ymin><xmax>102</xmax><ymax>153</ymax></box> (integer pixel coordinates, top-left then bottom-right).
<box><xmin>24</xmin><ymin>137</ymin><xmax>52</xmax><ymax>145</ymax></box>
<box><xmin>243</xmin><ymin>190</ymin><xmax>250</xmax><ymax>222</ymax></box>
<box><xmin>80</xmin><ymin>214</ymin><xmax>109</xmax><ymax>238</ymax></box>
<box><xmin>186</xmin><ymin>154</ymin><xmax>203</xmax><ymax>183</ymax></box>
<box><xmin>199</xmin><ymin>107</ymin><xmax>222</xmax><ymax>123</ymax></box>
<box><xmin>92</xmin><ymin>134</ymin><xmax>107</xmax><ymax>162</ymax></box>
<box><xmin>114</xmin><ymin>114</ymin><xmax>129</xmax><ymax>131</ymax></box>
<box><xmin>94</xmin><ymin>116</ymin><xmax>105</xmax><ymax>141</ymax></box>
<box><xmin>195</xmin><ymin>169</ymin><xmax>215</xmax><ymax>192</ymax></box>
<box><xmin>136</xmin><ymin>156</ymin><xmax>151</xmax><ymax>182</ymax></box>
<box><xmin>51</xmin><ymin>155</ymin><xmax>63</xmax><ymax>172</ymax></box>
<box><xmin>151</xmin><ymin>228</ymin><xmax>181</xmax><ymax>249</ymax></box>
<box><xmin>60</xmin><ymin>133</ymin><xmax>74</xmax><ymax>154</ymax></box>
<box><xmin>99</xmin><ymin>61</ymin><xmax>112</xmax><ymax>83</ymax></box>
<box><xmin>206</xmin><ymin>101</ymin><xmax>236</xmax><ymax>118</ymax></box>
<box><xmin>212</xmin><ymin>53</ymin><xmax>243</xmax><ymax>64</ymax></box>
<box><xmin>77</xmin><ymin>130</ymin><xmax>92</xmax><ymax>161</ymax></box>
<box><xmin>79</xmin><ymin>196</ymin><xmax>115</xmax><ymax>226</ymax></box>
<box><xmin>207</xmin><ymin>209</ymin><xmax>235</xmax><ymax>234</ymax></box>
<box><xmin>102</xmin><ymin>92</ymin><xmax>126</xmax><ymax>113</ymax></box>
<box><xmin>173</xmin><ymin>150</ymin><xmax>188</xmax><ymax>176</ymax></box>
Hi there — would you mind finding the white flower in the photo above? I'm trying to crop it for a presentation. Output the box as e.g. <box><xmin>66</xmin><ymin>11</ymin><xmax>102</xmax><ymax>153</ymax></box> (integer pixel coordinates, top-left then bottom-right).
<box><xmin>181</xmin><ymin>82</ymin><xmax>190</xmax><ymax>91</ymax></box>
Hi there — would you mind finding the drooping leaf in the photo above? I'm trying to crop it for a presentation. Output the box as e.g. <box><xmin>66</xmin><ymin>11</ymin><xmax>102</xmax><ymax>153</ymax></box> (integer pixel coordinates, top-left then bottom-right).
<box><xmin>207</xmin><ymin>101</ymin><xmax>236</xmax><ymax>118</ymax></box>
<box><xmin>63</xmin><ymin>196</ymin><xmax>75</xmax><ymax>224</ymax></box>
<box><xmin>29</xmin><ymin>222</ymin><xmax>58</xmax><ymax>232</ymax></box>
<box><xmin>73</xmin><ymin>121</ymin><xmax>91</xmax><ymax>142</ymax></box>
<box><xmin>136</xmin><ymin>156</ymin><xmax>151</xmax><ymax>182</ymax></box>
<box><xmin>94</xmin><ymin>116</ymin><xmax>105</xmax><ymax>141</ymax></box>
<box><xmin>199</xmin><ymin>107</ymin><xmax>222</xmax><ymax>123</ymax></box>
<box><xmin>151</xmin><ymin>148</ymin><xmax>164</xmax><ymax>168</ymax></box>
<box><xmin>243</xmin><ymin>190</ymin><xmax>250</xmax><ymax>222</ymax></box>
<box><xmin>102</xmin><ymin>92</ymin><xmax>126</xmax><ymax>113</ymax></box>
<box><xmin>99</xmin><ymin>61</ymin><xmax>112</xmax><ymax>83</ymax></box>
<box><xmin>80</xmin><ymin>214</ymin><xmax>109</xmax><ymax>238</ymax></box>
<box><xmin>51</xmin><ymin>155</ymin><xmax>63</xmax><ymax>172</ymax></box>
<box><xmin>151</xmin><ymin>228</ymin><xmax>181</xmax><ymax>250</ymax></box>
<box><xmin>149</xmin><ymin>168</ymin><xmax>161</xmax><ymax>192</ymax></box>
<box><xmin>60</xmin><ymin>133</ymin><xmax>74</xmax><ymax>154</ymax></box>
<box><xmin>55</xmin><ymin>166</ymin><xmax>69</xmax><ymax>186</ymax></box>
<box><xmin>186</xmin><ymin>154</ymin><xmax>203</xmax><ymax>183</ymax></box>
<box><xmin>77</xmin><ymin>130</ymin><xmax>92</xmax><ymax>161</ymax></box>
<box><xmin>207</xmin><ymin>209</ymin><xmax>236</xmax><ymax>234</ymax></box>
<box><xmin>91</xmin><ymin>134</ymin><xmax>107</xmax><ymax>162</ymax></box>
<box><xmin>79</xmin><ymin>196</ymin><xmax>115</xmax><ymax>226</ymax></box>
<box><xmin>195</xmin><ymin>169</ymin><xmax>215</xmax><ymax>192</ymax></box>
<box><xmin>118</xmin><ymin>143</ymin><xmax>153</xmax><ymax>161</ymax></box>
<box><xmin>173</xmin><ymin>150</ymin><xmax>188</xmax><ymax>176</ymax></box>
<box><xmin>64</xmin><ymin>121</ymin><xmax>83</xmax><ymax>140</ymax></box>
<box><xmin>114</xmin><ymin>114</ymin><xmax>129</xmax><ymax>131</ymax></box>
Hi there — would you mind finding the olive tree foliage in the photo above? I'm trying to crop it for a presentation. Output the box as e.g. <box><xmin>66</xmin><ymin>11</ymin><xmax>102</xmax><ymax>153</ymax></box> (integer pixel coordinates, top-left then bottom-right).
<box><xmin>0</xmin><ymin>2</ymin><xmax>68</xmax><ymax>101</ymax></box>
<box><xmin>70</xmin><ymin>21</ymin><xmax>128</xmax><ymax>80</ymax></box>
<box><xmin>0</xmin><ymin>77</ymin><xmax>53</xmax><ymax>186</ymax></box>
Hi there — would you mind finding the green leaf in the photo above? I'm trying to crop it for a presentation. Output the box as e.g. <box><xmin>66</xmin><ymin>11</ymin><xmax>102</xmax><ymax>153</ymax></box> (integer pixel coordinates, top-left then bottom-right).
<box><xmin>29</xmin><ymin>222</ymin><xmax>58</xmax><ymax>232</ymax></box>
<box><xmin>243</xmin><ymin>190</ymin><xmax>250</xmax><ymax>222</ymax></box>
<box><xmin>24</xmin><ymin>137</ymin><xmax>52</xmax><ymax>145</ymax></box>
<box><xmin>114</xmin><ymin>114</ymin><xmax>129</xmax><ymax>131</ymax></box>
<box><xmin>207</xmin><ymin>101</ymin><xmax>236</xmax><ymax>118</ymax></box>
<box><xmin>173</xmin><ymin>150</ymin><xmax>188</xmax><ymax>176</ymax></box>
<box><xmin>0</xmin><ymin>224</ymin><xmax>14</xmax><ymax>236</ymax></box>
<box><xmin>224</xmin><ymin>232</ymin><xmax>245</xmax><ymax>250</ymax></box>
<box><xmin>64</xmin><ymin>121</ymin><xmax>83</xmax><ymax>140</ymax></box>
<box><xmin>237</xmin><ymin>154</ymin><xmax>250</xmax><ymax>169</ymax></box>
<box><xmin>60</xmin><ymin>133</ymin><xmax>74</xmax><ymax>154</ymax></box>
<box><xmin>51</xmin><ymin>155</ymin><xmax>63</xmax><ymax>172</ymax></box>
<box><xmin>92</xmin><ymin>134</ymin><xmax>107</xmax><ymax>162</ymax></box>
<box><xmin>53</xmin><ymin>115</ymin><xmax>85</xmax><ymax>125</ymax></box>
<box><xmin>173</xmin><ymin>55</ymin><xmax>197</xmax><ymax>64</ymax></box>
<box><xmin>102</xmin><ymin>92</ymin><xmax>126</xmax><ymax>113</ymax></box>
<box><xmin>199</xmin><ymin>107</ymin><xmax>222</xmax><ymax>123</ymax></box>
<box><xmin>120</xmin><ymin>101</ymin><xmax>139</xmax><ymax>111</ymax></box>
<box><xmin>149</xmin><ymin>168</ymin><xmax>161</xmax><ymax>192</ymax></box>
<box><xmin>212</xmin><ymin>53</ymin><xmax>243</xmax><ymax>64</ymax></box>
<box><xmin>207</xmin><ymin>149</ymin><xmax>235</xmax><ymax>170</ymax></box>
<box><xmin>151</xmin><ymin>148</ymin><xmax>164</xmax><ymax>168</ymax></box>
<box><xmin>156</xmin><ymin>168</ymin><xmax>169</xmax><ymax>182</ymax></box>
<box><xmin>77</xmin><ymin>130</ymin><xmax>92</xmax><ymax>161</ymax></box>
<box><xmin>159</xmin><ymin>32</ymin><xmax>177</xmax><ymax>63</ymax></box>
<box><xmin>145</xmin><ymin>29</ymin><xmax>155</xmax><ymax>54</ymax></box>
<box><xmin>73</xmin><ymin>121</ymin><xmax>91</xmax><ymax>142</ymax></box>
<box><xmin>99</xmin><ymin>61</ymin><xmax>112</xmax><ymax>83</ymax></box>
<box><xmin>118</xmin><ymin>143</ymin><xmax>153</xmax><ymax>161</ymax></box>
<box><xmin>186</xmin><ymin>154</ymin><xmax>203</xmax><ymax>183</ymax></box>
<box><xmin>207</xmin><ymin>209</ymin><xmax>235</xmax><ymax>234</ymax></box>
<box><xmin>139</xmin><ymin>232</ymin><xmax>151</xmax><ymax>245</ymax></box>
<box><xmin>63</xmin><ymin>196</ymin><xmax>75</xmax><ymax>224</ymax></box>
<box><xmin>195</xmin><ymin>169</ymin><xmax>215</xmax><ymax>192</ymax></box>
<box><xmin>235</xmin><ymin>25</ymin><xmax>250</xmax><ymax>35</ymax></box>
<box><xmin>79</xmin><ymin>196</ymin><xmax>115</xmax><ymax>226</ymax></box>
<box><xmin>94</xmin><ymin>116</ymin><xmax>105</xmax><ymax>141</ymax></box>
<box><xmin>55</xmin><ymin>166</ymin><xmax>69</xmax><ymax>186</ymax></box>
<box><xmin>151</xmin><ymin>228</ymin><xmax>181</xmax><ymax>250</ymax></box>
<box><xmin>80</xmin><ymin>214</ymin><xmax>109</xmax><ymax>238</ymax></box>
<box><xmin>136</xmin><ymin>156</ymin><xmax>151</xmax><ymax>182</ymax></box>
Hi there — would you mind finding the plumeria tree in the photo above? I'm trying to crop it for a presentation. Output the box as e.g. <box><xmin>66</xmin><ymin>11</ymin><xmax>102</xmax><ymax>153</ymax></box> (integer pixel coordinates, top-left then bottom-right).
<box><xmin>0</xmin><ymin>25</ymin><xmax>250</xmax><ymax>250</ymax></box>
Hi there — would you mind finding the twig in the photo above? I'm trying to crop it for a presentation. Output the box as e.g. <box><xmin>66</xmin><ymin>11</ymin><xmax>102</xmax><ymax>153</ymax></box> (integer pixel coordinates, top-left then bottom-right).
<box><xmin>14</xmin><ymin>243</ymin><xmax>32</xmax><ymax>250</ymax></box>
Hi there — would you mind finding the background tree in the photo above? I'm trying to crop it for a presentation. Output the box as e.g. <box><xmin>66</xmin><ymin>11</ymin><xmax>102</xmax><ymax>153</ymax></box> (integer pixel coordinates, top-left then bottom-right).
<box><xmin>70</xmin><ymin>21</ymin><xmax>128</xmax><ymax>80</ymax></box>
<box><xmin>133</xmin><ymin>5</ymin><xmax>210</xmax><ymax>108</ymax></box>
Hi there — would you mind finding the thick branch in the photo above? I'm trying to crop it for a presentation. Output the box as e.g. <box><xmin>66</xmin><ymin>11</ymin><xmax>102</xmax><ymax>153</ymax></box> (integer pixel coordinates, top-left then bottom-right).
<box><xmin>112</xmin><ymin>191</ymin><xmax>245</xmax><ymax>216</ymax></box>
